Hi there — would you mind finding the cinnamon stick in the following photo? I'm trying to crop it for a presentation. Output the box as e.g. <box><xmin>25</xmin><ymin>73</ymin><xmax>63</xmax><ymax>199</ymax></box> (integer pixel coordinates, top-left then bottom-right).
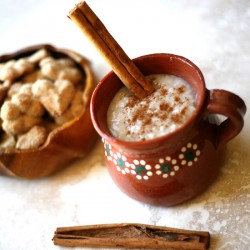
<box><xmin>68</xmin><ymin>1</ymin><xmax>154</xmax><ymax>99</ymax></box>
<box><xmin>53</xmin><ymin>223</ymin><xmax>210</xmax><ymax>249</ymax></box>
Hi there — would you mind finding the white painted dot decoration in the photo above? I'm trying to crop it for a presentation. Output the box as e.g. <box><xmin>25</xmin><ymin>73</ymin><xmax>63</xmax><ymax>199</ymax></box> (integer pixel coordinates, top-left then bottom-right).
<box><xmin>140</xmin><ymin>160</ymin><xmax>146</xmax><ymax>165</ymax></box>
<box><xmin>131</xmin><ymin>170</ymin><xmax>136</xmax><ymax>175</ymax></box>
<box><xmin>166</xmin><ymin>156</ymin><xmax>171</xmax><ymax>161</ymax></box>
<box><xmin>130</xmin><ymin>164</ymin><xmax>136</xmax><ymax>169</ymax></box>
<box><xmin>155</xmin><ymin>164</ymin><xmax>161</xmax><ymax>169</ymax></box>
<box><xmin>172</xmin><ymin>159</ymin><xmax>177</xmax><ymax>164</ymax></box>
<box><xmin>133</xmin><ymin>159</ymin><xmax>139</xmax><ymax>165</ymax></box>
<box><xmin>159</xmin><ymin>158</ymin><xmax>164</xmax><ymax>163</ymax></box>
<box><xmin>179</xmin><ymin>154</ymin><xmax>184</xmax><ymax>159</ymax></box>
<box><xmin>174</xmin><ymin>166</ymin><xmax>179</xmax><ymax>171</ymax></box>
<box><xmin>156</xmin><ymin>170</ymin><xmax>162</xmax><ymax>175</ymax></box>
<box><xmin>102</xmin><ymin>139</ymin><xmax>201</xmax><ymax>181</ymax></box>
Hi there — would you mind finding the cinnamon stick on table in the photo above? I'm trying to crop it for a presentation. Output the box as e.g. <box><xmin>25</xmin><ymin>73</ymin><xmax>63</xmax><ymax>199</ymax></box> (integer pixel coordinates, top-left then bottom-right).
<box><xmin>53</xmin><ymin>223</ymin><xmax>210</xmax><ymax>249</ymax></box>
<box><xmin>68</xmin><ymin>1</ymin><xmax>154</xmax><ymax>99</ymax></box>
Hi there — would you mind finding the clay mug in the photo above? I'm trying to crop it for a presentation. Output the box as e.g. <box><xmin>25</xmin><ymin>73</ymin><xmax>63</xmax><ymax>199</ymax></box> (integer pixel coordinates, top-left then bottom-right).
<box><xmin>90</xmin><ymin>53</ymin><xmax>246</xmax><ymax>206</ymax></box>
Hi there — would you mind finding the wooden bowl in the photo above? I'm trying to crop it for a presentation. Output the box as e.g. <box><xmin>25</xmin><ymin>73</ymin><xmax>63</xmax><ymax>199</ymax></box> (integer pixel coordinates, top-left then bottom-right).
<box><xmin>0</xmin><ymin>44</ymin><xmax>97</xmax><ymax>179</ymax></box>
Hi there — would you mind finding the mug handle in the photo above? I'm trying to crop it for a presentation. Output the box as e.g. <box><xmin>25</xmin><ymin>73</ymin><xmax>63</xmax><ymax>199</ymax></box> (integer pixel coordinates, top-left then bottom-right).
<box><xmin>204</xmin><ymin>89</ymin><xmax>246</xmax><ymax>148</ymax></box>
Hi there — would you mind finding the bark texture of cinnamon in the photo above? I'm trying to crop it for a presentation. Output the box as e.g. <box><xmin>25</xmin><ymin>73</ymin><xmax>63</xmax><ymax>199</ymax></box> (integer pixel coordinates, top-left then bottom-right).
<box><xmin>53</xmin><ymin>223</ymin><xmax>210</xmax><ymax>249</ymax></box>
<box><xmin>68</xmin><ymin>1</ymin><xmax>154</xmax><ymax>99</ymax></box>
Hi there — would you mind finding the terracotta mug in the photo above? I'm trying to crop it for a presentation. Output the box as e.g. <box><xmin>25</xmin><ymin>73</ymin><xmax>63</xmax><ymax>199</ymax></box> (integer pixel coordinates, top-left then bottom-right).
<box><xmin>90</xmin><ymin>53</ymin><xmax>246</xmax><ymax>206</ymax></box>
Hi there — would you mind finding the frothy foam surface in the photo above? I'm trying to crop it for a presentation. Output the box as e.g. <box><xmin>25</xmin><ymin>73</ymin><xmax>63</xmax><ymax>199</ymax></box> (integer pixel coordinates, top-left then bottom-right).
<box><xmin>107</xmin><ymin>74</ymin><xmax>196</xmax><ymax>141</ymax></box>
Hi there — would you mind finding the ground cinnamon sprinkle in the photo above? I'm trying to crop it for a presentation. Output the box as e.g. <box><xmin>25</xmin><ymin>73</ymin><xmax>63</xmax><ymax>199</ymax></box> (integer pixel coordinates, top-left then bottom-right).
<box><xmin>160</xmin><ymin>103</ymin><xmax>169</xmax><ymax>111</ymax></box>
<box><xmin>126</xmin><ymin>96</ymin><xmax>138</xmax><ymax>108</ymax></box>
<box><xmin>174</xmin><ymin>96</ymin><xmax>180</xmax><ymax>102</ymax></box>
<box><xmin>107</xmin><ymin>74</ymin><xmax>196</xmax><ymax>141</ymax></box>
<box><xmin>180</xmin><ymin>106</ymin><xmax>187</xmax><ymax>116</ymax></box>
<box><xmin>160</xmin><ymin>87</ymin><xmax>168</xmax><ymax>96</ymax></box>
<box><xmin>177</xmin><ymin>86</ymin><xmax>185</xmax><ymax>94</ymax></box>
<box><xmin>144</xmin><ymin>114</ymin><xmax>153</xmax><ymax>125</ymax></box>
<box><xmin>159</xmin><ymin>113</ymin><xmax>167</xmax><ymax>120</ymax></box>
<box><xmin>171</xmin><ymin>113</ymin><xmax>182</xmax><ymax>124</ymax></box>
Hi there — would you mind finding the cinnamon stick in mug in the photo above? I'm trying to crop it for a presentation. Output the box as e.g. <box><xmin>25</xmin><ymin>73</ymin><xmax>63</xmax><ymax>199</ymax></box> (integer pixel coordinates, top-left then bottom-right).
<box><xmin>68</xmin><ymin>1</ymin><xmax>154</xmax><ymax>99</ymax></box>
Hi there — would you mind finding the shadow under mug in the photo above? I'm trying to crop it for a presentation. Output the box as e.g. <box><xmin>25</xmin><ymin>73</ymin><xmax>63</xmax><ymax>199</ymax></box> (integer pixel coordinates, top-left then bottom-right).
<box><xmin>90</xmin><ymin>53</ymin><xmax>246</xmax><ymax>206</ymax></box>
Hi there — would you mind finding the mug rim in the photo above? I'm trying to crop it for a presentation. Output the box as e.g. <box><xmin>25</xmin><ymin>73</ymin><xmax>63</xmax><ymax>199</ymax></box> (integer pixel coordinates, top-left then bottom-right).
<box><xmin>90</xmin><ymin>53</ymin><xmax>206</xmax><ymax>146</ymax></box>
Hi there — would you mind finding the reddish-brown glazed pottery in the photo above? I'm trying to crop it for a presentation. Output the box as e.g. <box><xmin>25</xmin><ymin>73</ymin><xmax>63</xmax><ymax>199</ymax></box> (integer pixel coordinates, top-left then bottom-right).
<box><xmin>91</xmin><ymin>53</ymin><xmax>246</xmax><ymax>206</ymax></box>
<box><xmin>0</xmin><ymin>44</ymin><xmax>97</xmax><ymax>179</ymax></box>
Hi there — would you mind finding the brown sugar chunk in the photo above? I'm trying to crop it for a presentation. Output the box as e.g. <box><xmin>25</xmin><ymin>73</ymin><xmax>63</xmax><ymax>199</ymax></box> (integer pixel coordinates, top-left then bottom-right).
<box><xmin>16</xmin><ymin>125</ymin><xmax>47</xmax><ymax>150</ymax></box>
<box><xmin>40</xmin><ymin>57</ymin><xmax>84</xmax><ymax>85</ymax></box>
<box><xmin>0</xmin><ymin>91</ymin><xmax>44</xmax><ymax>135</ymax></box>
<box><xmin>0</xmin><ymin>48</ymin><xmax>86</xmax><ymax>150</ymax></box>
<box><xmin>0</xmin><ymin>49</ymin><xmax>48</xmax><ymax>82</ymax></box>
<box><xmin>32</xmin><ymin>79</ymin><xmax>75</xmax><ymax>116</ymax></box>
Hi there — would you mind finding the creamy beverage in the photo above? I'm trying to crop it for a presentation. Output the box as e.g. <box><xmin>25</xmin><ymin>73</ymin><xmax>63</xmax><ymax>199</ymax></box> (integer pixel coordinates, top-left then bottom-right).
<box><xmin>107</xmin><ymin>74</ymin><xmax>196</xmax><ymax>141</ymax></box>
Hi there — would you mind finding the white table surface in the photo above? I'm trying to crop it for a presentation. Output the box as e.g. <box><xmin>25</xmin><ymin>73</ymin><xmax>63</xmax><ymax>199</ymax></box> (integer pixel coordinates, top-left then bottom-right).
<box><xmin>0</xmin><ymin>0</ymin><xmax>249</xmax><ymax>249</ymax></box>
